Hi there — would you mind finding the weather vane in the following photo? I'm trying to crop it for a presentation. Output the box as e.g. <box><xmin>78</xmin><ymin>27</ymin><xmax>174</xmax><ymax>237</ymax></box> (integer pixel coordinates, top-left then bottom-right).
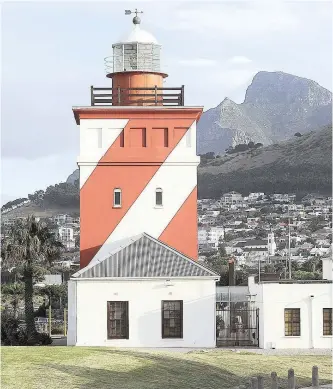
<box><xmin>125</xmin><ymin>8</ymin><xmax>143</xmax><ymax>24</ymax></box>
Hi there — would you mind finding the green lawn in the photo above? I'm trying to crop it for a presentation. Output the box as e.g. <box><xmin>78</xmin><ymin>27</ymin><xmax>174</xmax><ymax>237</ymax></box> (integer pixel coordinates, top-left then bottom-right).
<box><xmin>1</xmin><ymin>347</ymin><xmax>332</xmax><ymax>389</ymax></box>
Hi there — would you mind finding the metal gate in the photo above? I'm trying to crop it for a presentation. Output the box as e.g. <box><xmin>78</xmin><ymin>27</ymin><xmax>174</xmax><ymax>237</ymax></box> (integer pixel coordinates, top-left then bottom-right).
<box><xmin>216</xmin><ymin>303</ymin><xmax>259</xmax><ymax>347</ymax></box>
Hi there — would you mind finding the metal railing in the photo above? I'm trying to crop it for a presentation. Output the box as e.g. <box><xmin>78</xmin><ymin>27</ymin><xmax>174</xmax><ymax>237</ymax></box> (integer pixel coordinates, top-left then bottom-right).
<box><xmin>90</xmin><ymin>85</ymin><xmax>185</xmax><ymax>106</ymax></box>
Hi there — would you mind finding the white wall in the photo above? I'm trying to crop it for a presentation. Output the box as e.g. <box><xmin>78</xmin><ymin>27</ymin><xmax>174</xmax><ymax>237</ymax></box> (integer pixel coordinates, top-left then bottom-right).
<box><xmin>254</xmin><ymin>283</ymin><xmax>333</xmax><ymax>349</ymax></box>
<box><xmin>69</xmin><ymin>278</ymin><xmax>216</xmax><ymax>348</ymax></box>
<box><xmin>67</xmin><ymin>280</ymin><xmax>77</xmax><ymax>346</ymax></box>
<box><xmin>322</xmin><ymin>258</ymin><xmax>332</xmax><ymax>281</ymax></box>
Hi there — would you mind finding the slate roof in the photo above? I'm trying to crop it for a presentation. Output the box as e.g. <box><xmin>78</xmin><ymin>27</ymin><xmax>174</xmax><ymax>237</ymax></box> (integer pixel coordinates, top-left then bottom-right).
<box><xmin>73</xmin><ymin>233</ymin><xmax>219</xmax><ymax>279</ymax></box>
<box><xmin>234</xmin><ymin>239</ymin><xmax>267</xmax><ymax>248</ymax></box>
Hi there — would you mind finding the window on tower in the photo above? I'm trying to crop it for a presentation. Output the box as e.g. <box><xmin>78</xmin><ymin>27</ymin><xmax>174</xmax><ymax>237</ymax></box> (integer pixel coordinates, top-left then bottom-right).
<box><xmin>114</xmin><ymin>188</ymin><xmax>122</xmax><ymax>208</ymax></box>
<box><xmin>155</xmin><ymin>188</ymin><xmax>163</xmax><ymax>207</ymax></box>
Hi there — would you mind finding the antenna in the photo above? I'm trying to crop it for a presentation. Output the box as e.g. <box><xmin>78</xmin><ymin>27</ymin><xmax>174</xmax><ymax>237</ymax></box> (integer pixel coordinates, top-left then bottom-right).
<box><xmin>125</xmin><ymin>8</ymin><xmax>143</xmax><ymax>16</ymax></box>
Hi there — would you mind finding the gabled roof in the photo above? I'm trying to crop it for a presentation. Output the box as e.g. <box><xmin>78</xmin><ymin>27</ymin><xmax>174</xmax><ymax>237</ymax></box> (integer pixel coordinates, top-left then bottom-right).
<box><xmin>72</xmin><ymin>233</ymin><xmax>219</xmax><ymax>279</ymax></box>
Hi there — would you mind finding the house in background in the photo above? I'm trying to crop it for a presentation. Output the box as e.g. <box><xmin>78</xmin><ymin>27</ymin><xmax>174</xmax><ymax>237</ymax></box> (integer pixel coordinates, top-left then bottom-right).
<box><xmin>248</xmin><ymin>272</ymin><xmax>332</xmax><ymax>349</ymax></box>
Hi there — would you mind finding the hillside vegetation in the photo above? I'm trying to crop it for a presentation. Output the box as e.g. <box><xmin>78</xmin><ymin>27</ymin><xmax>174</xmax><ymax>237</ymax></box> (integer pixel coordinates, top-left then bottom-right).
<box><xmin>198</xmin><ymin>125</ymin><xmax>332</xmax><ymax>198</ymax></box>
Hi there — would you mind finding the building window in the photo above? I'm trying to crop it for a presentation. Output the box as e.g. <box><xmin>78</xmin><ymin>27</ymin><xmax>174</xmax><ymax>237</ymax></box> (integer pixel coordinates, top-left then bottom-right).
<box><xmin>162</xmin><ymin>300</ymin><xmax>183</xmax><ymax>339</ymax></box>
<box><xmin>113</xmin><ymin>188</ymin><xmax>122</xmax><ymax>207</ymax></box>
<box><xmin>284</xmin><ymin>308</ymin><xmax>300</xmax><ymax>336</ymax></box>
<box><xmin>323</xmin><ymin>308</ymin><xmax>332</xmax><ymax>336</ymax></box>
<box><xmin>107</xmin><ymin>301</ymin><xmax>129</xmax><ymax>339</ymax></box>
<box><xmin>155</xmin><ymin>188</ymin><xmax>163</xmax><ymax>207</ymax></box>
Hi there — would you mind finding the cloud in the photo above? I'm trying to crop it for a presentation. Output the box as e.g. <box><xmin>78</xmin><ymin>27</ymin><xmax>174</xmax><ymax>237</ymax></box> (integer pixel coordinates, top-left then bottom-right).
<box><xmin>1</xmin><ymin>154</ymin><xmax>77</xmax><ymax>204</ymax></box>
<box><xmin>158</xmin><ymin>2</ymin><xmax>299</xmax><ymax>38</ymax></box>
<box><xmin>227</xmin><ymin>56</ymin><xmax>253</xmax><ymax>65</ymax></box>
<box><xmin>178</xmin><ymin>58</ymin><xmax>217</xmax><ymax>67</ymax></box>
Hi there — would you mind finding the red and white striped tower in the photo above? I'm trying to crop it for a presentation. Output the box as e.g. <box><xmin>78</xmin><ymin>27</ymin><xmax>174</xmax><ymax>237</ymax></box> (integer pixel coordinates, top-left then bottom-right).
<box><xmin>73</xmin><ymin>11</ymin><xmax>203</xmax><ymax>268</ymax></box>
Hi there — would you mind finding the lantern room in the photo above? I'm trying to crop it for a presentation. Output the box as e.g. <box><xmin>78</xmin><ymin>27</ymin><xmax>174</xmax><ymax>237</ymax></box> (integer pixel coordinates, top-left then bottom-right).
<box><xmin>90</xmin><ymin>10</ymin><xmax>184</xmax><ymax>107</ymax></box>
<box><xmin>105</xmin><ymin>15</ymin><xmax>161</xmax><ymax>74</ymax></box>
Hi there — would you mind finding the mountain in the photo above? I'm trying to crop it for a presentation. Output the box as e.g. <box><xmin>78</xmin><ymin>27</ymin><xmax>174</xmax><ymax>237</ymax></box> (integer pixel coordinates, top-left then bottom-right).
<box><xmin>198</xmin><ymin>125</ymin><xmax>332</xmax><ymax>199</ymax></box>
<box><xmin>197</xmin><ymin>71</ymin><xmax>332</xmax><ymax>154</ymax></box>
<box><xmin>67</xmin><ymin>170</ymin><xmax>79</xmax><ymax>185</ymax></box>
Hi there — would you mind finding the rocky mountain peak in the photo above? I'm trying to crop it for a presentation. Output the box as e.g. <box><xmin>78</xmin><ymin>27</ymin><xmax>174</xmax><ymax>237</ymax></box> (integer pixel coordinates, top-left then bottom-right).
<box><xmin>197</xmin><ymin>71</ymin><xmax>332</xmax><ymax>155</ymax></box>
<box><xmin>244</xmin><ymin>71</ymin><xmax>332</xmax><ymax>107</ymax></box>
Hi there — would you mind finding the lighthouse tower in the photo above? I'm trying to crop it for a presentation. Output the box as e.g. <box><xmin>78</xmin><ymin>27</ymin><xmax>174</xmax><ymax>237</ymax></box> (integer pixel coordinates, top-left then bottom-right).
<box><xmin>73</xmin><ymin>11</ymin><xmax>203</xmax><ymax>269</ymax></box>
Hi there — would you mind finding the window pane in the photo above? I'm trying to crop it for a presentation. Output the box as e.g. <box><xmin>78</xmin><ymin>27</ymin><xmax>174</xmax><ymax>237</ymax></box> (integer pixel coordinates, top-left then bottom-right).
<box><xmin>156</xmin><ymin>190</ymin><xmax>163</xmax><ymax>206</ymax></box>
<box><xmin>323</xmin><ymin>308</ymin><xmax>332</xmax><ymax>336</ymax></box>
<box><xmin>162</xmin><ymin>300</ymin><xmax>183</xmax><ymax>339</ymax></box>
<box><xmin>284</xmin><ymin>308</ymin><xmax>300</xmax><ymax>336</ymax></box>
<box><xmin>114</xmin><ymin>190</ymin><xmax>121</xmax><ymax>206</ymax></box>
<box><xmin>107</xmin><ymin>301</ymin><xmax>128</xmax><ymax>339</ymax></box>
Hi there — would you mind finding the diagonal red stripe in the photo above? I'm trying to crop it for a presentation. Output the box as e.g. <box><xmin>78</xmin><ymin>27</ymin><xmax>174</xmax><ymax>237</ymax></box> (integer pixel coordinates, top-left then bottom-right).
<box><xmin>159</xmin><ymin>186</ymin><xmax>198</xmax><ymax>260</ymax></box>
<box><xmin>80</xmin><ymin>117</ymin><xmax>196</xmax><ymax>268</ymax></box>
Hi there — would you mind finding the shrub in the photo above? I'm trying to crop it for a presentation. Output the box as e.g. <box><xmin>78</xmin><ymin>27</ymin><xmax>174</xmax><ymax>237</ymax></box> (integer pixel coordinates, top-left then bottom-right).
<box><xmin>37</xmin><ymin>333</ymin><xmax>53</xmax><ymax>345</ymax></box>
<box><xmin>1</xmin><ymin>315</ymin><xmax>21</xmax><ymax>345</ymax></box>
<box><xmin>1</xmin><ymin>313</ymin><xmax>52</xmax><ymax>346</ymax></box>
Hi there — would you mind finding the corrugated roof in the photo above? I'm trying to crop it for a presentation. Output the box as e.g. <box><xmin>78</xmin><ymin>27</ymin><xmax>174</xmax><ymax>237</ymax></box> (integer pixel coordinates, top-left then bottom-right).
<box><xmin>73</xmin><ymin>233</ymin><xmax>219</xmax><ymax>279</ymax></box>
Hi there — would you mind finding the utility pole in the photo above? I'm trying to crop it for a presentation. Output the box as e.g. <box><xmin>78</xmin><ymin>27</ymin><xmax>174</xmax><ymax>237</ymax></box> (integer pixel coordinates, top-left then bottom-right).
<box><xmin>288</xmin><ymin>204</ymin><xmax>292</xmax><ymax>279</ymax></box>
<box><xmin>258</xmin><ymin>258</ymin><xmax>261</xmax><ymax>283</ymax></box>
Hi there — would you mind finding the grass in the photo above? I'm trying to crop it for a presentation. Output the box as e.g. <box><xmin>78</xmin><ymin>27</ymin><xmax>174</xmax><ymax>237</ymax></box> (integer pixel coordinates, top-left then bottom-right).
<box><xmin>1</xmin><ymin>347</ymin><xmax>332</xmax><ymax>389</ymax></box>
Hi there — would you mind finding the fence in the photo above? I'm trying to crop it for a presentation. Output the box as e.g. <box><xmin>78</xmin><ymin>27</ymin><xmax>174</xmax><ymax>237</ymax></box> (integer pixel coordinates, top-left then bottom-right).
<box><xmin>238</xmin><ymin>366</ymin><xmax>327</xmax><ymax>389</ymax></box>
<box><xmin>35</xmin><ymin>308</ymin><xmax>68</xmax><ymax>336</ymax></box>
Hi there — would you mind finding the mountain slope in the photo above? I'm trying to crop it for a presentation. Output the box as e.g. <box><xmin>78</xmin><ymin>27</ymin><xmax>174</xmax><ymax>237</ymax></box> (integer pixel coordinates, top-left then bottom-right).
<box><xmin>198</xmin><ymin>125</ymin><xmax>332</xmax><ymax>198</ymax></box>
<box><xmin>197</xmin><ymin>71</ymin><xmax>332</xmax><ymax>154</ymax></box>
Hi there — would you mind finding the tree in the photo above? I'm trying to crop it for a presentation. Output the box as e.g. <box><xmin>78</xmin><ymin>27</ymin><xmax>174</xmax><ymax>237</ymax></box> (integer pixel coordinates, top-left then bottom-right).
<box><xmin>38</xmin><ymin>284</ymin><xmax>68</xmax><ymax>310</ymax></box>
<box><xmin>294</xmin><ymin>132</ymin><xmax>302</xmax><ymax>137</ymax></box>
<box><xmin>204</xmin><ymin>256</ymin><xmax>229</xmax><ymax>285</ymax></box>
<box><xmin>75</xmin><ymin>234</ymin><xmax>80</xmax><ymax>249</ymax></box>
<box><xmin>218</xmin><ymin>242</ymin><xmax>227</xmax><ymax>257</ymax></box>
<box><xmin>1</xmin><ymin>283</ymin><xmax>24</xmax><ymax>318</ymax></box>
<box><xmin>2</xmin><ymin>216</ymin><xmax>62</xmax><ymax>342</ymax></box>
<box><xmin>292</xmin><ymin>270</ymin><xmax>321</xmax><ymax>280</ymax></box>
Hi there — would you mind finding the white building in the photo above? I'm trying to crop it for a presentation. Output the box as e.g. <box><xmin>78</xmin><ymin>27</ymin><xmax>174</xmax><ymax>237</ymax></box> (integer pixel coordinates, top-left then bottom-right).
<box><xmin>198</xmin><ymin>227</ymin><xmax>224</xmax><ymax>250</ymax></box>
<box><xmin>54</xmin><ymin>214</ymin><xmax>74</xmax><ymax>225</ymax></box>
<box><xmin>267</xmin><ymin>232</ymin><xmax>276</xmax><ymax>256</ymax></box>
<box><xmin>58</xmin><ymin>226</ymin><xmax>74</xmax><ymax>242</ymax></box>
<box><xmin>221</xmin><ymin>191</ymin><xmax>243</xmax><ymax>205</ymax></box>
<box><xmin>68</xmin><ymin>233</ymin><xmax>219</xmax><ymax>347</ymax></box>
<box><xmin>248</xmin><ymin>276</ymin><xmax>333</xmax><ymax>349</ymax></box>
<box><xmin>248</xmin><ymin>193</ymin><xmax>265</xmax><ymax>201</ymax></box>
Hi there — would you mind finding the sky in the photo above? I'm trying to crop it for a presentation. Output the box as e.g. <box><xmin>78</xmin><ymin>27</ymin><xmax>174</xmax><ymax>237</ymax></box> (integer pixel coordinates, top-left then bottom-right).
<box><xmin>1</xmin><ymin>0</ymin><xmax>332</xmax><ymax>205</ymax></box>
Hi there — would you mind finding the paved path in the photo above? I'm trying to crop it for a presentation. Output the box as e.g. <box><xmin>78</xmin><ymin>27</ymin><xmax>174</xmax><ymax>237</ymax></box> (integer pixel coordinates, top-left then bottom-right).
<box><xmin>50</xmin><ymin>338</ymin><xmax>332</xmax><ymax>356</ymax></box>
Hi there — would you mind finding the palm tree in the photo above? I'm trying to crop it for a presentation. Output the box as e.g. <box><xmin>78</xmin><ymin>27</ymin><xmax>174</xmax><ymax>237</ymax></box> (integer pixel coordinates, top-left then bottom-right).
<box><xmin>2</xmin><ymin>216</ymin><xmax>62</xmax><ymax>341</ymax></box>
<box><xmin>1</xmin><ymin>283</ymin><xmax>24</xmax><ymax>318</ymax></box>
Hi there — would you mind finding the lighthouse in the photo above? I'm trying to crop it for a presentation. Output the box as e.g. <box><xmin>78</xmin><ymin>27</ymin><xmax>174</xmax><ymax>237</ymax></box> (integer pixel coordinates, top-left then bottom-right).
<box><xmin>73</xmin><ymin>11</ymin><xmax>203</xmax><ymax>269</ymax></box>
<box><xmin>68</xmin><ymin>11</ymin><xmax>219</xmax><ymax>348</ymax></box>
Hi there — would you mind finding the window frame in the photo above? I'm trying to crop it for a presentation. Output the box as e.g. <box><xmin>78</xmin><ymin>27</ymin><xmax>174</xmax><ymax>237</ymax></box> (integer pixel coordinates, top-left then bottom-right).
<box><xmin>323</xmin><ymin>308</ymin><xmax>332</xmax><ymax>336</ymax></box>
<box><xmin>155</xmin><ymin>188</ymin><xmax>163</xmax><ymax>207</ymax></box>
<box><xmin>161</xmin><ymin>300</ymin><xmax>183</xmax><ymax>339</ymax></box>
<box><xmin>284</xmin><ymin>308</ymin><xmax>301</xmax><ymax>336</ymax></box>
<box><xmin>107</xmin><ymin>301</ymin><xmax>129</xmax><ymax>340</ymax></box>
<box><xmin>113</xmin><ymin>188</ymin><xmax>122</xmax><ymax>208</ymax></box>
